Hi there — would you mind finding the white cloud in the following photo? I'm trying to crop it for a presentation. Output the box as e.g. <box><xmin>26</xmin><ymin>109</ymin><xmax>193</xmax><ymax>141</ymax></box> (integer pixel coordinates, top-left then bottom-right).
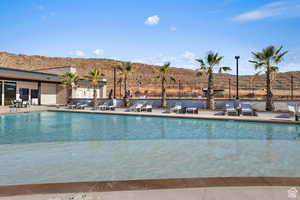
<box><xmin>182</xmin><ymin>51</ymin><xmax>196</xmax><ymax>60</ymax></box>
<box><xmin>69</xmin><ymin>50</ymin><xmax>85</xmax><ymax>57</ymax></box>
<box><xmin>145</xmin><ymin>15</ymin><xmax>160</xmax><ymax>26</ymax></box>
<box><xmin>232</xmin><ymin>0</ymin><xmax>300</xmax><ymax>22</ymax></box>
<box><xmin>169</xmin><ymin>26</ymin><xmax>177</xmax><ymax>32</ymax></box>
<box><xmin>93</xmin><ymin>49</ymin><xmax>105</xmax><ymax>56</ymax></box>
<box><xmin>132</xmin><ymin>51</ymin><xmax>198</xmax><ymax>69</ymax></box>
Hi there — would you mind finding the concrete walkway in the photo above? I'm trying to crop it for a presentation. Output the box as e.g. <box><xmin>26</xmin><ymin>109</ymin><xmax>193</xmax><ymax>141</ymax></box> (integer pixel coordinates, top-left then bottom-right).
<box><xmin>1</xmin><ymin>187</ymin><xmax>298</xmax><ymax>200</ymax></box>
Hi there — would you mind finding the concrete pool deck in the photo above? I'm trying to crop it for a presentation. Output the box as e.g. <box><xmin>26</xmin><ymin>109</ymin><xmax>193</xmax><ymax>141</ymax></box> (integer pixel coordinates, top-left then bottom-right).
<box><xmin>1</xmin><ymin>186</ymin><xmax>299</xmax><ymax>200</ymax></box>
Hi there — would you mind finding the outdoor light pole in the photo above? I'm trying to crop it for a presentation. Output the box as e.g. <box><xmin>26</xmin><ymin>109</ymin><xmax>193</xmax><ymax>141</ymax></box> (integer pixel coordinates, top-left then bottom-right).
<box><xmin>228</xmin><ymin>78</ymin><xmax>231</xmax><ymax>99</ymax></box>
<box><xmin>113</xmin><ymin>67</ymin><xmax>117</xmax><ymax>99</ymax></box>
<box><xmin>291</xmin><ymin>75</ymin><xmax>294</xmax><ymax>100</ymax></box>
<box><xmin>235</xmin><ymin>56</ymin><xmax>240</xmax><ymax>100</ymax></box>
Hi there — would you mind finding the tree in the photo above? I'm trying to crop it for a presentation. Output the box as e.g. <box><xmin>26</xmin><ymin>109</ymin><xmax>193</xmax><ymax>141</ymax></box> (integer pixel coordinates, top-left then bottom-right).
<box><xmin>195</xmin><ymin>51</ymin><xmax>231</xmax><ymax>110</ymax></box>
<box><xmin>249</xmin><ymin>45</ymin><xmax>288</xmax><ymax>111</ymax></box>
<box><xmin>157</xmin><ymin>62</ymin><xmax>175</xmax><ymax>108</ymax></box>
<box><xmin>249</xmin><ymin>72</ymin><xmax>260</xmax><ymax>96</ymax></box>
<box><xmin>85</xmin><ymin>68</ymin><xmax>105</xmax><ymax>109</ymax></box>
<box><xmin>118</xmin><ymin>62</ymin><xmax>134</xmax><ymax>107</ymax></box>
<box><xmin>61</xmin><ymin>72</ymin><xmax>79</xmax><ymax>104</ymax></box>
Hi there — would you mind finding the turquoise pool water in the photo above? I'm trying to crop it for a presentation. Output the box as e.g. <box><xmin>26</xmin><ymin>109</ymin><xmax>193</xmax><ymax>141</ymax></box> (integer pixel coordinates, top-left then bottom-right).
<box><xmin>0</xmin><ymin>111</ymin><xmax>300</xmax><ymax>185</ymax></box>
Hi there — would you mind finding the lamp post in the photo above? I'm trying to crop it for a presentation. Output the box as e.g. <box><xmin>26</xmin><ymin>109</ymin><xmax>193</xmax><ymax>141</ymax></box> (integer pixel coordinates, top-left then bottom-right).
<box><xmin>228</xmin><ymin>78</ymin><xmax>231</xmax><ymax>99</ymax></box>
<box><xmin>291</xmin><ymin>75</ymin><xmax>294</xmax><ymax>100</ymax></box>
<box><xmin>235</xmin><ymin>56</ymin><xmax>240</xmax><ymax>100</ymax></box>
<box><xmin>113</xmin><ymin>67</ymin><xmax>117</xmax><ymax>99</ymax></box>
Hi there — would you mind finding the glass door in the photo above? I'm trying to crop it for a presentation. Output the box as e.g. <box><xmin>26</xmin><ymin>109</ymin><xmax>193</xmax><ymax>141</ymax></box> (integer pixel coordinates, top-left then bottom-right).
<box><xmin>4</xmin><ymin>81</ymin><xmax>16</xmax><ymax>105</ymax></box>
<box><xmin>0</xmin><ymin>81</ymin><xmax>2</xmax><ymax>106</ymax></box>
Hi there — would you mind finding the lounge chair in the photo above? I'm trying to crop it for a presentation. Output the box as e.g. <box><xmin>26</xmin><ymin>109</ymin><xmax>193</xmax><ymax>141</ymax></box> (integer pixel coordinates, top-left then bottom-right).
<box><xmin>225</xmin><ymin>104</ymin><xmax>238</xmax><ymax>116</ymax></box>
<box><xmin>67</xmin><ymin>103</ymin><xmax>77</xmax><ymax>109</ymax></box>
<box><xmin>186</xmin><ymin>107</ymin><xmax>198</xmax><ymax>114</ymax></box>
<box><xmin>109</xmin><ymin>99</ymin><xmax>117</xmax><ymax>110</ymax></box>
<box><xmin>135</xmin><ymin>103</ymin><xmax>143</xmax><ymax>112</ymax></box>
<box><xmin>98</xmin><ymin>102</ymin><xmax>109</xmax><ymax>110</ymax></box>
<box><xmin>127</xmin><ymin>103</ymin><xmax>143</xmax><ymax>112</ymax></box>
<box><xmin>142</xmin><ymin>104</ymin><xmax>152</xmax><ymax>112</ymax></box>
<box><xmin>241</xmin><ymin>103</ymin><xmax>256</xmax><ymax>116</ymax></box>
<box><xmin>288</xmin><ymin>105</ymin><xmax>296</xmax><ymax>118</ymax></box>
<box><xmin>296</xmin><ymin>106</ymin><xmax>300</xmax><ymax>121</ymax></box>
<box><xmin>171</xmin><ymin>105</ymin><xmax>182</xmax><ymax>114</ymax></box>
<box><xmin>76</xmin><ymin>103</ymin><xmax>88</xmax><ymax>110</ymax></box>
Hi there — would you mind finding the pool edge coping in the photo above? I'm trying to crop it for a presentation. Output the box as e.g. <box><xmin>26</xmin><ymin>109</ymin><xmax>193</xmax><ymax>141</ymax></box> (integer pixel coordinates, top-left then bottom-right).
<box><xmin>50</xmin><ymin>109</ymin><xmax>300</xmax><ymax>124</ymax></box>
<box><xmin>1</xmin><ymin>177</ymin><xmax>300</xmax><ymax>197</ymax></box>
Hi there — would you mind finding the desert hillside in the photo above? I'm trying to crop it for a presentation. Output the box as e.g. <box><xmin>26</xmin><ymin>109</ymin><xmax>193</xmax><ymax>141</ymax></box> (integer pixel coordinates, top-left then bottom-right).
<box><xmin>0</xmin><ymin>51</ymin><xmax>299</xmax><ymax>98</ymax></box>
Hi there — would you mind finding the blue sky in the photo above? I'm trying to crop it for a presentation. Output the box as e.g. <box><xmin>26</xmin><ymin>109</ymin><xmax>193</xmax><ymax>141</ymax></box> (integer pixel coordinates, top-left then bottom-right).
<box><xmin>0</xmin><ymin>0</ymin><xmax>300</xmax><ymax>74</ymax></box>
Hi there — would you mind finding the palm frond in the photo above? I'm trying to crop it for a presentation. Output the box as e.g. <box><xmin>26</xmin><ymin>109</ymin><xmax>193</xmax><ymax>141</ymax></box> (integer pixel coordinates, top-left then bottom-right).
<box><xmin>218</xmin><ymin>66</ymin><xmax>231</xmax><ymax>73</ymax></box>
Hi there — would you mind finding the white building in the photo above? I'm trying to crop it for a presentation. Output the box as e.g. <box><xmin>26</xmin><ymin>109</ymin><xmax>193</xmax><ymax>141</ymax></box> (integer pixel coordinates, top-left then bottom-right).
<box><xmin>0</xmin><ymin>66</ymin><xmax>107</xmax><ymax>106</ymax></box>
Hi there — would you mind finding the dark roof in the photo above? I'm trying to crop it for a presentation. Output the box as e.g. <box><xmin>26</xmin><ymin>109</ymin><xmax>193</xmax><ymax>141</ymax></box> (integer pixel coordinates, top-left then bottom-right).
<box><xmin>0</xmin><ymin>66</ymin><xmax>61</xmax><ymax>82</ymax></box>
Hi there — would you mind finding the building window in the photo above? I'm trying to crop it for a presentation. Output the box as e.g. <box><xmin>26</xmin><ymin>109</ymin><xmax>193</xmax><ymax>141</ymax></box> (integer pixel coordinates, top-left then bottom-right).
<box><xmin>31</xmin><ymin>89</ymin><xmax>38</xmax><ymax>99</ymax></box>
<box><xmin>19</xmin><ymin>88</ymin><xmax>29</xmax><ymax>101</ymax></box>
<box><xmin>0</xmin><ymin>81</ymin><xmax>2</xmax><ymax>106</ymax></box>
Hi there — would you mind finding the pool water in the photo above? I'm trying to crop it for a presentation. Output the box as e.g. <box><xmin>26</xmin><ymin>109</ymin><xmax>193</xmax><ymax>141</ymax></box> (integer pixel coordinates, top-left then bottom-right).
<box><xmin>0</xmin><ymin>111</ymin><xmax>300</xmax><ymax>185</ymax></box>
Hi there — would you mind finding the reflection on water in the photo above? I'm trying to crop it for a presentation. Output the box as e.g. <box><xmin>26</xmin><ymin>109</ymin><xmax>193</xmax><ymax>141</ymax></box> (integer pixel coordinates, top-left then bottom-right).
<box><xmin>0</xmin><ymin>112</ymin><xmax>300</xmax><ymax>144</ymax></box>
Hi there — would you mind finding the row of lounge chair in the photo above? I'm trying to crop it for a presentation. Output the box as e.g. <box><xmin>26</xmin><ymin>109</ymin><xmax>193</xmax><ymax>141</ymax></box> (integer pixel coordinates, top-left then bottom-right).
<box><xmin>225</xmin><ymin>103</ymin><xmax>257</xmax><ymax>116</ymax></box>
<box><xmin>67</xmin><ymin>103</ymin><xmax>89</xmax><ymax>110</ymax></box>
<box><xmin>128</xmin><ymin>103</ymin><xmax>152</xmax><ymax>112</ymax></box>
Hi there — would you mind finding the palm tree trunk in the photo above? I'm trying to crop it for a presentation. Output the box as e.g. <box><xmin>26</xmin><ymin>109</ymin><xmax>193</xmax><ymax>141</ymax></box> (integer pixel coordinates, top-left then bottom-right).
<box><xmin>207</xmin><ymin>73</ymin><xmax>215</xmax><ymax>110</ymax></box>
<box><xmin>93</xmin><ymin>85</ymin><xmax>97</xmax><ymax>109</ymax></box>
<box><xmin>123</xmin><ymin>75</ymin><xmax>129</xmax><ymax>107</ymax></box>
<box><xmin>266</xmin><ymin>68</ymin><xmax>274</xmax><ymax>111</ymax></box>
<box><xmin>67</xmin><ymin>88</ymin><xmax>72</xmax><ymax>104</ymax></box>
<box><xmin>161</xmin><ymin>77</ymin><xmax>167</xmax><ymax>108</ymax></box>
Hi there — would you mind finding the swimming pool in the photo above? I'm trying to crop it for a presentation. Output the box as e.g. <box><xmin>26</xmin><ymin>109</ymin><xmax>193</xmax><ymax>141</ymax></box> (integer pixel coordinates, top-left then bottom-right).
<box><xmin>0</xmin><ymin>111</ymin><xmax>300</xmax><ymax>186</ymax></box>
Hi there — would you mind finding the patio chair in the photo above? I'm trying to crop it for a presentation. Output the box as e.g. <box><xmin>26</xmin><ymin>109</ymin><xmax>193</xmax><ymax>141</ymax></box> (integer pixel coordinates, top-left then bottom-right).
<box><xmin>241</xmin><ymin>103</ymin><xmax>256</xmax><ymax>116</ymax></box>
<box><xmin>225</xmin><ymin>104</ymin><xmax>238</xmax><ymax>116</ymax></box>
<box><xmin>142</xmin><ymin>104</ymin><xmax>152</xmax><ymax>112</ymax></box>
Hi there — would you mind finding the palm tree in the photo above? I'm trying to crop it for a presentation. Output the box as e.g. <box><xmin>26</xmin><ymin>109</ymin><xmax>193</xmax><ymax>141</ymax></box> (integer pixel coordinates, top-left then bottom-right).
<box><xmin>61</xmin><ymin>72</ymin><xmax>79</xmax><ymax>104</ymax></box>
<box><xmin>118</xmin><ymin>62</ymin><xmax>134</xmax><ymax>107</ymax></box>
<box><xmin>195</xmin><ymin>51</ymin><xmax>231</xmax><ymax>110</ymax></box>
<box><xmin>249</xmin><ymin>45</ymin><xmax>288</xmax><ymax>111</ymax></box>
<box><xmin>85</xmin><ymin>68</ymin><xmax>105</xmax><ymax>109</ymax></box>
<box><xmin>249</xmin><ymin>72</ymin><xmax>260</xmax><ymax>96</ymax></box>
<box><xmin>157</xmin><ymin>62</ymin><xmax>175</xmax><ymax>108</ymax></box>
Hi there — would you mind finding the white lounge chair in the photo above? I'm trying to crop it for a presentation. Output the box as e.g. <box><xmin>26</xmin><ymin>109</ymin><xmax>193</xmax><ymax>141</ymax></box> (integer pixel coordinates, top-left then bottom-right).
<box><xmin>142</xmin><ymin>104</ymin><xmax>152</xmax><ymax>112</ymax></box>
<box><xmin>241</xmin><ymin>103</ymin><xmax>256</xmax><ymax>116</ymax></box>
<box><xmin>98</xmin><ymin>102</ymin><xmax>109</xmax><ymax>110</ymax></box>
<box><xmin>135</xmin><ymin>103</ymin><xmax>143</xmax><ymax>112</ymax></box>
<box><xmin>225</xmin><ymin>104</ymin><xmax>238</xmax><ymax>116</ymax></box>
<box><xmin>77</xmin><ymin>103</ymin><xmax>88</xmax><ymax>110</ymax></box>
<box><xmin>172</xmin><ymin>105</ymin><xmax>182</xmax><ymax>114</ymax></box>
<box><xmin>186</xmin><ymin>107</ymin><xmax>198</xmax><ymax>114</ymax></box>
<box><xmin>109</xmin><ymin>99</ymin><xmax>117</xmax><ymax>110</ymax></box>
<box><xmin>288</xmin><ymin>105</ymin><xmax>296</xmax><ymax>117</ymax></box>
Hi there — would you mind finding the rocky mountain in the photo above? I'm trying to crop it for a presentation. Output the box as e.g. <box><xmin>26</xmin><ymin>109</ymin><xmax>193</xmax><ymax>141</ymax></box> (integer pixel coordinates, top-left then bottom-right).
<box><xmin>0</xmin><ymin>51</ymin><xmax>299</xmax><ymax>98</ymax></box>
